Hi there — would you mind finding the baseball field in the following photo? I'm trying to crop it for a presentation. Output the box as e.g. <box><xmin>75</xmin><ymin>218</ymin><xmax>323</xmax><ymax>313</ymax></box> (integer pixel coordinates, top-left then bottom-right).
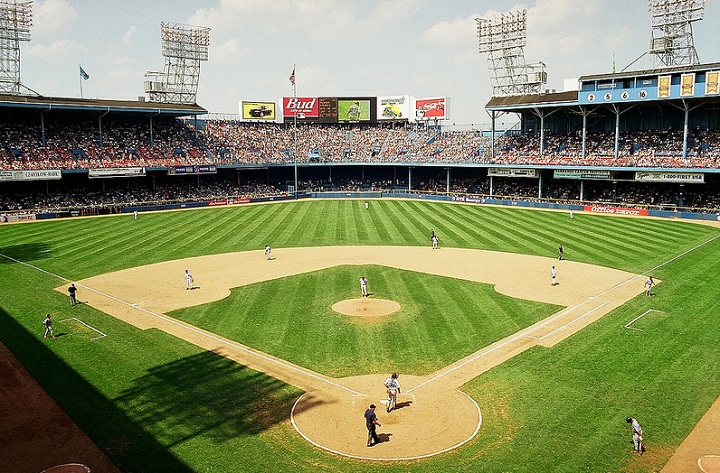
<box><xmin>1</xmin><ymin>199</ymin><xmax>719</xmax><ymax>473</ymax></box>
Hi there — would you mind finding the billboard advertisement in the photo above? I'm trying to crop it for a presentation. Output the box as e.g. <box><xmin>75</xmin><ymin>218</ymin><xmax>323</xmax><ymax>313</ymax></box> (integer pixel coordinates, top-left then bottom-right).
<box><xmin>338</xmin><ymin>99</ymin><xmax>371</xmax><ymax>122</ymax></box>
<box><xmin>283</xmin><ymin>97</ymin><xmax>319</xmax><ymax>118</ymax></box>
<box><xmin>377</xmin><ymin>95</ymin><xmax>410</xmax><ymax>120</ymax></box>
<box><xmin>415</xmin><ymin>97</ymin><xmax>447</xmax><ymax>120</ymax></box>
<box><xmin>240</xmin><ymin>101</ymin><xmax>276</xmax><ymax>120</ymax></box>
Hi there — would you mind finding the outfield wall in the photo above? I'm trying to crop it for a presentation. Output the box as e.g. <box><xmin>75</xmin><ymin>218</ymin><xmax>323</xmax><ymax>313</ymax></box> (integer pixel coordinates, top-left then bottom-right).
<box><xmin>7</xmin><ymin>191</ymin><xmax>719</xmax><ymax>224</ymax></box>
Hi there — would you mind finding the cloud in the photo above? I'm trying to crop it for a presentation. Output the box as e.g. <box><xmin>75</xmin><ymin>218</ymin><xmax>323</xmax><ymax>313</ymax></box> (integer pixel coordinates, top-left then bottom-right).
<box><xmin>122</xmin><ymin>26</ymin><xmax>137</xmax><ymax>44</ymax></box>
<box><xmin>26</xmin><ymin>39</ymin><xmax>85</xmax><ymax>60</ymax></box>
<box><xmin>32</xmin><ymin>0</ymin><xmax>78</xmax><ymax>35</ymax></box>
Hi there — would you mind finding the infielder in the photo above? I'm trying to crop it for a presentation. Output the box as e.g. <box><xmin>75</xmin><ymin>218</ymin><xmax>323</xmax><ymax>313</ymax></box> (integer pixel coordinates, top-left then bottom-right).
<box><xmin>265</xmin><ymin>245</ymin><xmax>272</xmax><ymax>260</ymax></box>
<box><xmin>645</xmin><ymin>276</ymin><xmax>654</xmax><ymax>296</ymax></box>
<box><xmin>551</xmin><ymin>266</ymin><xmax>557</xmax><ymax>286</ymax></box>
<box><xmin>359</xmin><ymin>276</ymin><xmax>368</xmax><ymax>297</ymax></box>
<box><xmin>384</xmin><ymin>373</ymin><xmax>401</xmax><ymax>412</ymax></box>
<box><xmin>185</xmin><ymin>269</ymin><xmax>194</xmax><ymax>290</ymax></box>
<box><xmin>432</xmin><ymin>234</ymin><xmax>439</xmax><ymax>249</ymax></box>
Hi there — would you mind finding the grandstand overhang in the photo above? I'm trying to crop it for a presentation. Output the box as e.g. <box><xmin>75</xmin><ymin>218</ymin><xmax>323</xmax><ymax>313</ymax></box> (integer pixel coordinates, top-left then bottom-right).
<box><xmin>485</xmin><ymin>90</ymin><xmax>578</xmax><ymax>113</ymax></box>
<box><xmin>0</xmin><ymin>94</ymin><xmax>207</xmax><ymax>117</ymax></box>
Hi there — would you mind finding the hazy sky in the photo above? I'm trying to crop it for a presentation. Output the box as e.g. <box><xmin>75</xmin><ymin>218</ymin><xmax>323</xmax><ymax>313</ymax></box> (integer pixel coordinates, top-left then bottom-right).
<box><xmin>18</xmin><ymin>0</ymin><xmax>720</xmax><ymax>127</ymax></box>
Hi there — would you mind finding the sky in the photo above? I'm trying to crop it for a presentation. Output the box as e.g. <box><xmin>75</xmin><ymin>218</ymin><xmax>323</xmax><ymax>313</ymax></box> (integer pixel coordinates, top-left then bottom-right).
<box><xmin>17</xmin><ymin>0</ymin><xmax>720</xmax><ymax>128</ymax></box>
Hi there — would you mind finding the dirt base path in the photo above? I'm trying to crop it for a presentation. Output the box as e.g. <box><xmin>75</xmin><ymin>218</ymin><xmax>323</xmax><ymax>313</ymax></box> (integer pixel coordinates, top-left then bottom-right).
<box><xmin>59</xmin><ymin>246</ymin><xmax>646</xmax><ymax>460</ymax></box>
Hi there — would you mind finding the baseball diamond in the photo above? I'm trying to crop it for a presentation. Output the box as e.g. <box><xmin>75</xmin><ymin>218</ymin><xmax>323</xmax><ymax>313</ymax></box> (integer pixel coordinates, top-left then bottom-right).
<box><xmin>1</xmin><ymin>199</ymin><xmax>720</xmax><ymax>473</ymax></box>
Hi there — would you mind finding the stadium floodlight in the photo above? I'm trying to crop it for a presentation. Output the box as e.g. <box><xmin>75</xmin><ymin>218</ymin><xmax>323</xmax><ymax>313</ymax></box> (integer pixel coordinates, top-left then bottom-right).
<box><xmin>476</xmin><ymin>9</ymin><xmax>547</xmax><ymax>97</ymax></box>
<box><xmin>648</xmin><ymin>0</ymin><xmax>705</xmax><ymax>66</ymax></box>
<box><xmin>0</xmin><ymin>0</ymin><xmax>33</xmax><ymax>95</ymax></box>
<box><xmin>144</xmin><ymin>22</ymin><xmax>210</xmax><ymax>104</ymax></box>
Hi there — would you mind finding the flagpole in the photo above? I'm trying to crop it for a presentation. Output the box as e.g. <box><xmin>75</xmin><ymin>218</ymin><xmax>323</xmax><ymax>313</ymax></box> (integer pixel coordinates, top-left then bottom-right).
<box><xmin>292</xmin><ymin>64</ymin><xmax>298</xmax><ymax>200</ymax></box>
<box><xmin>79</xmin><ymin>64</ymin><xmax>83</xmax><ymax>98</ymax></box>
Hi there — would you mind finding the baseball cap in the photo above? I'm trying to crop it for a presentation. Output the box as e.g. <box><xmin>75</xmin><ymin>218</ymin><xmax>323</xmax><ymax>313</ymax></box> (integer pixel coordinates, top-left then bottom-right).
<box><xmin>369</xmin><ymin>404</ymin><xmax>376</xmax><ymax>408</ymax></box>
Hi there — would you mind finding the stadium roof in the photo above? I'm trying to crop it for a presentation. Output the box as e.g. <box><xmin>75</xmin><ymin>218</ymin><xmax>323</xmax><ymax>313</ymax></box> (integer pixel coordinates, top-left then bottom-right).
<box><xmin>0</xmin><ymin>94</ymin><xmax>207</xmax><ymax>116</ymax></box>
<box><xmin>578</xmin><ymin>61</ymin><xmax>720</xmax><ymax>82</ymax></box>
<box><xmin>485</xmin><ymin>90</ymin><xmax>578</xmax><ymax>111</ymax></box>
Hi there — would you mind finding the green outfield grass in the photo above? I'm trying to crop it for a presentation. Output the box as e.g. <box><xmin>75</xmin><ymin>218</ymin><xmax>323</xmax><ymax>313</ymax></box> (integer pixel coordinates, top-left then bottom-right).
<box><xmin>1</xmin><ymin>200</ymin><xmax>719</xmax><ymax>473</ymax></box>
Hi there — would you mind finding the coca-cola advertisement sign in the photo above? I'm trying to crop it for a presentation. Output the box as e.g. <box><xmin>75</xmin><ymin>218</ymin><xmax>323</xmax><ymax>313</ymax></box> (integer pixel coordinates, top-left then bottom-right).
<box><xmin>283</xmin><ymin>97</ymin><xmax>319</xmax><ymax>118</ymax></box>
<box><xmin>415</xmin><ymin>97</ymin><xmax>447</xmax><ymax>120</ymax></box>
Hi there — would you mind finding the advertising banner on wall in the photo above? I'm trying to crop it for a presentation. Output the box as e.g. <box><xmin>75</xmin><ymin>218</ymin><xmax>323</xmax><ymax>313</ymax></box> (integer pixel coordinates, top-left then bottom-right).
<box><xmin>488</xmin><ymin>168</ymin><xmax>537</xmax><ymax>178</ymax></box>
<box><xmin>584</xmin><ymin>205</ymin><xmax>649</xmax><ymax>216</ymax></box>
<box><xmin>283</xmin><ymin>97</ymin><xmax>319</xmax><ymax>118</ymax></box>
<box><xmin>415</xmin><ymin>97</ymin><xmax>447</xmax><ymax>120</ymax></box>
<box><xmin>635</xmin><ymin>171</ymin><xmax>704</xmax><ymax>183</ymax></box>
<box><xmin>0</xmin><ymin>170</ymin><xmax>62</xmax><ymax>181</ymax></box>
<box><xmin>377</xmin><ymin>95</ymin><xmax>410</xmax><ymax>120</ymax></box>
<box><xmin>240</xmin><ymin>101</ymin><xmax>276</xmax><ymax>120</ymax></box>
<box><xmin>553</xmin><ymin>169</ymin><xmax>612</xmax><ymax>179</ymax></box>
<box><xmin>89</xmin><ymin>167</ymin><xmax>146</xmax><ymax>178</ymax></box>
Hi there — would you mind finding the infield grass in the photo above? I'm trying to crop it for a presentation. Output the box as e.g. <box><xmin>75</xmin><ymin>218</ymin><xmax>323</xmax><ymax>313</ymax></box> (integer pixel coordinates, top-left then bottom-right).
<box><xmin>1</xmin><ymin>199</ymin><xmax>719</xmax><ymax>473</ymax></box>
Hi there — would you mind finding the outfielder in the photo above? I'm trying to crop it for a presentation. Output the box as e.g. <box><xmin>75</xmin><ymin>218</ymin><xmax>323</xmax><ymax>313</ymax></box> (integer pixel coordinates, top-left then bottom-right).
<box><xmin>626</xmin><ymin>416</ymin><xmax>645</xmax><ymax>454</ymax></box>
<box><xmin>384</xmin><ymin>373</ymin><xmax>401</xmax><ymax>412</ymax></box>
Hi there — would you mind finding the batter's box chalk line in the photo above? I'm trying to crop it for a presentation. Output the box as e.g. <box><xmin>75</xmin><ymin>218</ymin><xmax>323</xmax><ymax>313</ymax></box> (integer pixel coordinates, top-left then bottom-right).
<box><xmin>624</xmin><ymin>309</ymin><xmax>666</xmax><ymax>332</ymax></box>
<box><xmin>59</xmin><ymin>317</ymin><xmax>107</xmax><ymax>340</ymax></box>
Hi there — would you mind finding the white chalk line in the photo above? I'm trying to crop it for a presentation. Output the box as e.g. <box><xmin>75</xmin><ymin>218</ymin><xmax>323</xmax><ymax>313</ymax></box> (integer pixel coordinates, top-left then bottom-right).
<box><xmin>0</xmin><ymin>252</ymin><xmax>361</xmax><ymax>397</ymax></box>
<box><xmin>290</xmin><ymin>388</ymin><xmax>483</xmax><ymax>462</ymax></box>
<box><xmin>59</xmin><ymin>317</ymin><xmax>107</xmax><ymax>340</ymax></box>
<box><xmin>3</xmin><ymin>230</ymin><xmax>719</xmax><ymax>399</ymax></box>
<box><xmin>624</xmin><ymin>309</ymin><xmax>666</xmax><ymax>332</ymax></box>
<box><xmin>407</xmin><ymin>232</ymin><xmax>720</xmax><ymax>394</ymax></box>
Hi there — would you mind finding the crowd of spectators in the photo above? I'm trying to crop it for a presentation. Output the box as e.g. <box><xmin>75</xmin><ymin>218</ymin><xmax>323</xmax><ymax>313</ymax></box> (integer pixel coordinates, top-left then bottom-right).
<box><xmin>3</xmin><ymin>171</ymin><xmax>720</xmax><ymax>214</ymax></box>
<box><xmin>4</xmin><ymin>115</ymin><xmax>720</xmax><ymax>170</ymax></box>
<box><xmin>492</xmin><ymin>128</ymin><xmax>720</xmax><ymax>168</ymax></box>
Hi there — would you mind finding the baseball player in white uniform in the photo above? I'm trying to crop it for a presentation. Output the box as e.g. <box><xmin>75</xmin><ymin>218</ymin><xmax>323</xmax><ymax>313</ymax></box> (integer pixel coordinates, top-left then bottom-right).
<box><xmin>551</xmin><ymin>266</ymin><xmax>557</xmax><ymax>286</ymax></box>
<box><xmin>384</xmin><ymin>373</ymin><xmax>401</xmax><ymax>412</ymax></box>
<box><xmin>185</xmin><ymin>269</ymin><xmax>194</xmax><ymax>290</ymax></box>
<box><xmin>265</xmin><ymin>245</ymin><xmax>272</xmax><ymax>260</ymax></box>
<box><xmin>359</xmin><ymin>276</ymin><xmax>368</xmax><ymax>297</ymax></box>
<box><xmin>626</xmin><ymin>417</ymin><xmax>645</xmax><ymax>454</ymax></box>
<box><xmin>645</xmin><ymin>276</ymin><xmax>654</xmax><ymax>296</ymax></box>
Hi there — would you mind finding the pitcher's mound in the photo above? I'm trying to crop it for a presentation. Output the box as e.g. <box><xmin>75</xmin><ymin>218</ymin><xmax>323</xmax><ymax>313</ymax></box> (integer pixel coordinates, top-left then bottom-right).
<box><xmin>332</xmin><ymin>298</ymin><xmax>401</xmax><ymax>317</ymax></box>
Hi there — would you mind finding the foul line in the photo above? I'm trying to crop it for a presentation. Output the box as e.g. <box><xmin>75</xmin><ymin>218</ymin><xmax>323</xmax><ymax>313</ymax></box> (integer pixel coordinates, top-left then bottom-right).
<box><xmin>0</xmin><ymin>252</ymin><xmax>361</xmax><ymax>397</ymax></box>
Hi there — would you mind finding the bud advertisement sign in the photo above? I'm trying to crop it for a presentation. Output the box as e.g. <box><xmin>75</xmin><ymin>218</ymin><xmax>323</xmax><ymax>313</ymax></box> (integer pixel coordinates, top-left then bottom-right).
<box><xmin>415</xmin><ymin>97</ymin><xmax>447</xmax><ymax>120</ymax></box>
<box><xmin>377</xmin><ymin>95</ymin><xmax>410</xmax><ymax>120</ymax></box>
<box><xmin>240</xmin><ymin>101</ymin><xmax>276</xmax><ymax>120</ymax></box>
<box><xmin>283</xmin><ymin>97</ymin><xmax>319</xmax><ymax>118</ymax></box>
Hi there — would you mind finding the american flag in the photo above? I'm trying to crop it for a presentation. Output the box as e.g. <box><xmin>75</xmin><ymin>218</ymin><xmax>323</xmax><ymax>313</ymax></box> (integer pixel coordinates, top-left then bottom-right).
<box><xmin>289</xmin><ymin>67</ymin><xmax>295</xmax><ymax>86</ymax></box>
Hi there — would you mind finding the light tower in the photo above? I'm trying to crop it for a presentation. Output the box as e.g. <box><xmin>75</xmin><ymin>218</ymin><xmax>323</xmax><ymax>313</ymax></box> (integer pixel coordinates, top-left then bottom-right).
<box><xmin>476</xmin><ymin>9</ymin><xmax>546</xmax><ymax>97</ymax></box>
<box><xmin>0</xmin><ymin>0</ymin><xmax>32</xmax><ymax>95</ymax></box>
<box><xmin>144</xmin><ymin>22</ymin><xmax>210</xmax><ymax>104</ymax></box>
<box><xmin>647</xmin><ymin>0</ymin><xmax>705</xmax><ymax>66</ymax></box>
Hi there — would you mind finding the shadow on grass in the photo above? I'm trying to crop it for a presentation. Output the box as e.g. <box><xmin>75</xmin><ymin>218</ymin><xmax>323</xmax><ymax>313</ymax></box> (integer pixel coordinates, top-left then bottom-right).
<box><xmin>0</xmin><ymin>242</ymin><xmax>53</xmax><ymax>263</ymax></box>
<box><xmin>114</xmin><ymin>349</ymin><xmax>303</xmax><ymax>446</ymax></box>
<box><xmin>0</xmin><ymin>307</ymin><xmax>192</xmax><ymax>473</ymax></box>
